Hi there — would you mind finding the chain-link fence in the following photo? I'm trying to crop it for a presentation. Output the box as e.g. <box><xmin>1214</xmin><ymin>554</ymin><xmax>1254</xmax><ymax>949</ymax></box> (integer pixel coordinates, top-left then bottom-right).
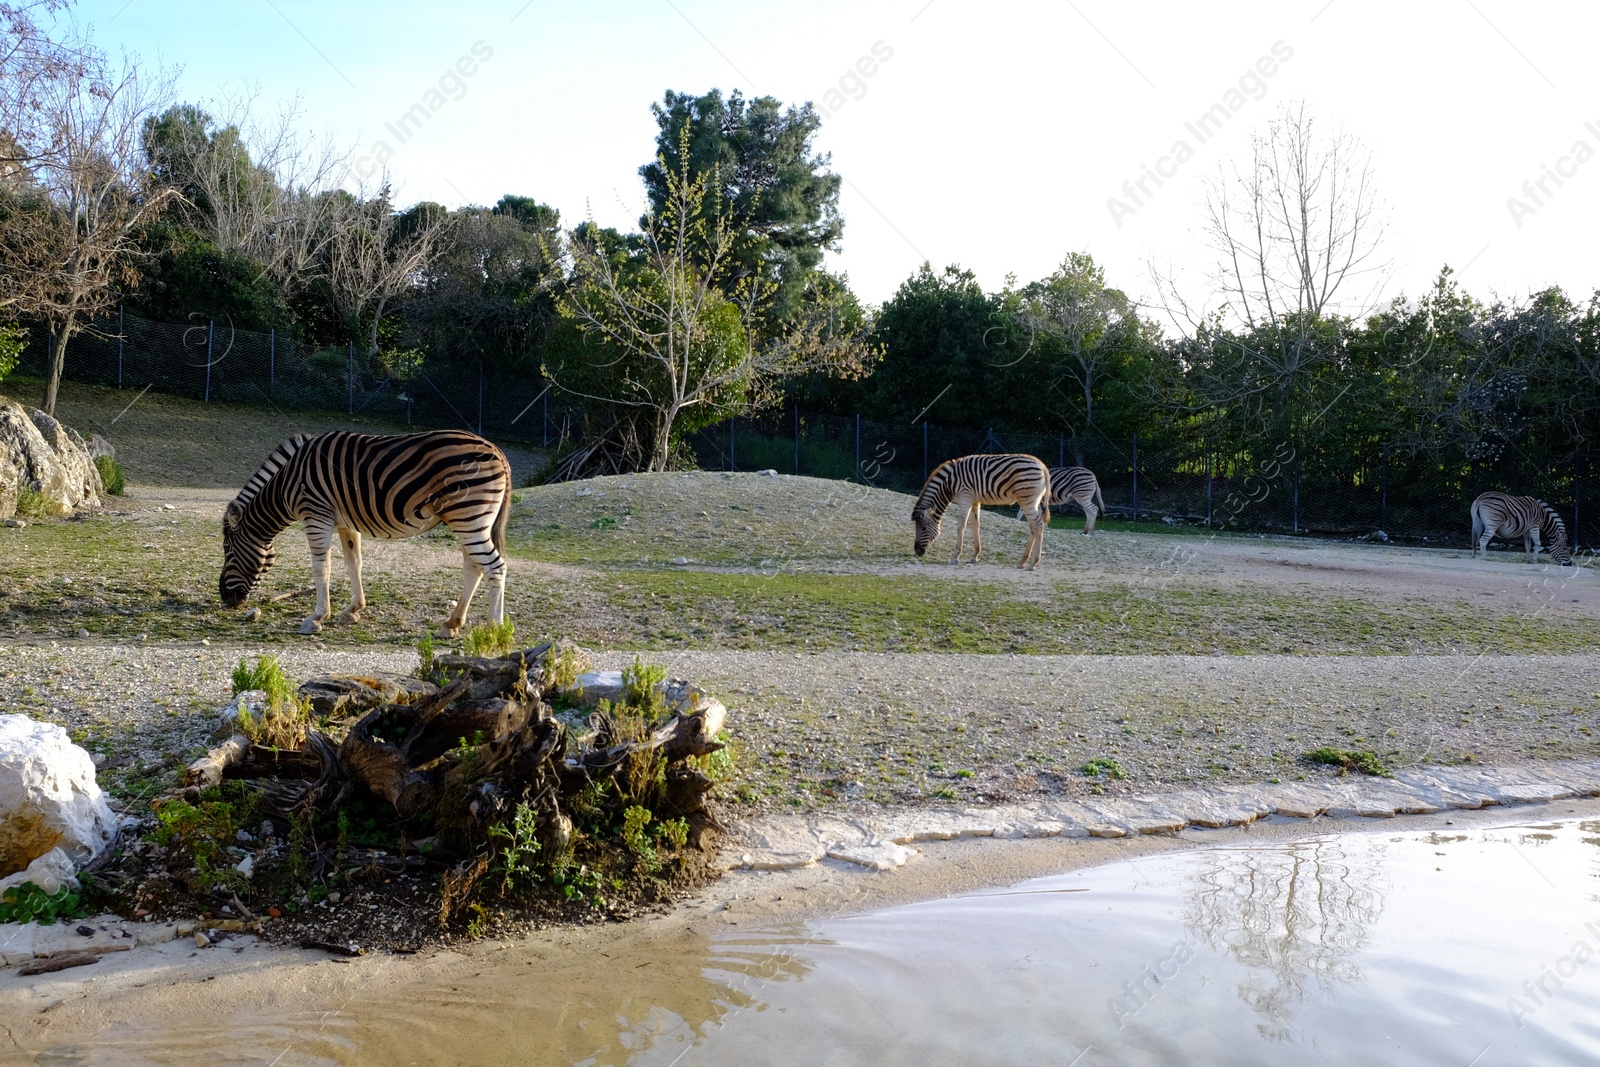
<box><xmin>687</xmin><ymin>409</ymin><xmax>1598</xmax><ymax>553</ymax></box>
<box><xmin>18</xmin><ymin>309</ymin><xmax>1596</xmax><ymax>553</ymax></box>
<box><xmin>16</xmin><ymin>310</ymin><xmax>580</xmax><ymax>447</ymax></box>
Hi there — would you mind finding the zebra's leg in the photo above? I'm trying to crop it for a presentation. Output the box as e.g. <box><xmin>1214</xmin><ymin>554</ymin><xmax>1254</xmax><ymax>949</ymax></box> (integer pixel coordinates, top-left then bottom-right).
<box><xmin>337</xmin><ymin>527</ymin><xmax>365</xmax><ymax>622</ymax></box>
<box><xmin>1082</xmin><ymin>497</ymin><xmax>1097</xmax><ymax>535</ymax></box>
<box><xmin>949</xmin><ymin>505</ymin><xmax>969</xmax><ymax>565</ymax></box>
<box><xmin>1020</xmin><ymin>504</ymin><xmax>1044</xmax><ymax>569</ymax></box>
<box><xmin>970</xmin><ymin>504</ymin><xmax>982</xmax><ymax>563</ymax></box>
<box><xmin>300</xmin><ymin>523</ymin><xmax>335</xmax><ymax>635</ymax></box>
<box><xmin>1527</xmin><ymin>531</ymin><xmax>1541</xmax><ymax>563</ymax></box>
<box><xmin>441</xmin><ymin>551</ymin><xmax>485</xmax><ymax>639</ymax></box>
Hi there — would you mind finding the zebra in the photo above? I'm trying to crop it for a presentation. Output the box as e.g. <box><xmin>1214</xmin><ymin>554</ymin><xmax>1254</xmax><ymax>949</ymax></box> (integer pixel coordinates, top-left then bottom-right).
<box><xmin>1469</xmin><ymin>491</ymin><xmax>1573</xmax><ymax>565</ymax></box>
<box><xmin>220</xmin><ymin>430</ymin><xmax>514</xmax><ymax>637</ymax></box>
<box><xmin>912</xmin><ymin>453</ymin><xmax>1051</xmax><ymax>569</ymax></box>
<box><xmin>1049</xmin><ymin>466</ymin><xmax>1106</xmax><ymax>534</ymax></box>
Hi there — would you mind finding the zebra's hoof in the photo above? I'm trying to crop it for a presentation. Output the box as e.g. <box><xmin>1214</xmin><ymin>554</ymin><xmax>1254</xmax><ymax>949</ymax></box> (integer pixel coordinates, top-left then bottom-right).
<box><xmin>341</xmin><ymin>610</ymin><xmax>362</xmax><ymax>624</ymax></box>
<box><xmin>437</xmin><ymin>624</ymin><xmax>461</xmax><ymax>640</ymax></box>
<box><xmin>299</xmin><ymin>617</ymin><xmax>323</xmax><ymax>635</ymax></box>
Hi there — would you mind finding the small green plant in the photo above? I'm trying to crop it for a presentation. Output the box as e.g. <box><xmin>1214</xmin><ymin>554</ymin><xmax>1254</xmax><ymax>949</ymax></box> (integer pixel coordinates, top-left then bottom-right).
<box><xmin>590</xmin><ymin>516</ymin><xmax>619</xmax><ymax>530</ymax></box>
<box><xmin>151</xmin><ymin>789</ymin><xmax>255</xmax><ymax>894</ymax></box>
<box><xmin>230</xmin><ymin>655</ymin><xmax>309</xmax><ymax>747</ymax></box>
<box><xmin>1082</xmin><ymin>757</ymin><xmax>1127</xmax><ymax>780</ymax></box>
<box><xmin>415</xmin><ymin>631</ymin><xmax>437</xmax><ymax>677</ymax></box>
<box><xmin>94</xmin><ymin>454</ymin><xmax>125</xmax><ymax>495</ymax></box>
<box><xmin>488</xmin><ymin>801</ymin><xmax>541</xmax><ymax>896</ymax></box>
<box><xmin>653</xmin><ymin>817</ymin><xmax>690</xmax><ymax>851</ymax></box>
<box><xmin>932</xmin><ymin>786</ymin><xmax>958</xmax><ymax>800</ymax></box>
<box><xmin>0</xmin><ymin>322</ymin><xmax>23</xmax><ymax>381</ymax></box>
<box><xmin>453</xmin><ymin>731</ymin><xmax>486</xmax><ymax>779</ymax></box>
<box><xmin>621</xmin><ymin>804</ymin><xmax>660</xmax><ymax>873</ymax></box>
<box><xmin>622</xmin><ymin>656</ymin><xmax>667</xmax><ymax>712</ymax></box>
<box><xmin>544</xmin><ymin>643</ymin><xmax>583</xmax><ymax>690</ymax></box>
<box><xmin>464</xmin><ymin>618</ymin><xmax>516</xmax><ymax>658</ymax></box>
<box><xmin>15</xmin><ymin>485</ymin><xmax>57</xmax><ymax>519</ymax></box>
<box><xmin>0</xmin><ymin>881</ymin><xmax>83</xmax><ymax>925</ymax></box>
<box><xmin>698</xmin><ymin>730</ymin><xmax>735</xmax><ymax>781</ymax></box>
<box><xmin>1302</xmin><ymin>747</ymin><xmax>1390</xmax><ymax>777</ymax></box>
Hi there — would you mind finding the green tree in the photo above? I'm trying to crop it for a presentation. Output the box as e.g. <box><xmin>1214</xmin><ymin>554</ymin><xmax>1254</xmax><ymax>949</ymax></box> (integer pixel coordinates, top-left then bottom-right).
<box><xmin>861</xmin><ymin>264</ymin><xmax>1003</xmax><ymax>429</ymax></box>
<box><xmin>641</xmin><ymin>88</ymin><xmax>842</xmax><ymax>326</ymax></box>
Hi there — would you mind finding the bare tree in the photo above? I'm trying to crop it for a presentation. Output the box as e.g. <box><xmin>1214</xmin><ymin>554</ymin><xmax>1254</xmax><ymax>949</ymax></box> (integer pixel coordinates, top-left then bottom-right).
<box><xmin>0</xmin><ymin>0</ymin><xmax>86</xmax><ymax>175</ymax></box>
<box><xmin>1152</xmin><ymin>103</ymin><xmax>1388</xmax><ymax>434</ymax></box>
<box><xmin>549</xmin><ymin>137</ymin><xmax>869</xmax><ymax>474</ymax></box>
<box><xmin>142</xmin><ymin>90</ymin><xmax>352</xmax><ymax>286</ymax></box>
<box><xmin>323</xmin><ymin>187</ymin><xmax>453</xmax><ymax>362</ymax></box>
<box><xmin>1</xmin><ymin>41</ymin><xmax>177</xmax><ymax>414</ymax></box>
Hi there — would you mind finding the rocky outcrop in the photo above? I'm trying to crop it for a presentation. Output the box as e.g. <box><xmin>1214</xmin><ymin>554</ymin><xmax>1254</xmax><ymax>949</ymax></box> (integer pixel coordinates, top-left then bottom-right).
<box><xmin>0</xmin><ymin>397</ymin><xmax>103</xmax><ymax>519</ymax></box>
<box><xmin>0</xmin><ymin>715</ymin><xmax>119</xmax><ymax>895</ymax></box>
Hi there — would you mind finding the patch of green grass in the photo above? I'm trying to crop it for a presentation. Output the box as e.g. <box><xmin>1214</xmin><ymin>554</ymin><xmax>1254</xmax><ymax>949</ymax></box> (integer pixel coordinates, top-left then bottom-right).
<box><xmin>1302</xmin><ymin>747</ymin><xmax>1390</xmax><ymax>777</ymax></box>
<box><xmin>1082</xmin><ymin>757</ymin><xmax>1127</xmax><ymax>780</ymax></box>
<box><xmin>15</xmin><ymin>485</ymin><xmax>58</xmax><ymax>519</ymax></box>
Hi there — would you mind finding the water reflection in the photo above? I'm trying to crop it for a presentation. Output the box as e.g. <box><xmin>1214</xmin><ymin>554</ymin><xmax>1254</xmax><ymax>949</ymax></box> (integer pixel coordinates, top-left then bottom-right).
<box><xmin>1183</xmin><ymin>838</ymin><xmax>1387</xmax><ymax>1041</ymax></box>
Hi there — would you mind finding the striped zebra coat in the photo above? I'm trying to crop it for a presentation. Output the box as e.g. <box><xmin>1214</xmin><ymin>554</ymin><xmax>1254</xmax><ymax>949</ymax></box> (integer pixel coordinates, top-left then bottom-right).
<box><xmin>1469</xmin><ymin>492</ymin><xmax>1572</xmax><ymax>565</ymax></box>
<box><xmin>912</xmin><ymin>454</ymin><xmax>1051</xmax><ymax>569</ymax></box>
<box><xmin>1049</xmin><ymin>466</ymin><xmax>1106</xmax><ymax>534</ymax></box>
<box><xmin>220</xmin><ymin>430</ymin><xmax>513</xmax><ymax>637</ymax></box>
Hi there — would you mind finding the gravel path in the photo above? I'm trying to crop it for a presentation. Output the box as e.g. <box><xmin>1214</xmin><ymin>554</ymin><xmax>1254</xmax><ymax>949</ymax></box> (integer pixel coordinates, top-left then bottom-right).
<box><xmin>6</xmin><ymin>641</ymin><xmax>1598</xmax><ymax>817</ymax></box>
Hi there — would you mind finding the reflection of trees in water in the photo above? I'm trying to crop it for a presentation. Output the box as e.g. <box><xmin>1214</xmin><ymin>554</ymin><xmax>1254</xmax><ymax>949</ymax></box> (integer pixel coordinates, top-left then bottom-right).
<box><xmin>1183</xmin><ymin>839</ymin><xmax>1388</xmax><ymax>1042</ymax></box>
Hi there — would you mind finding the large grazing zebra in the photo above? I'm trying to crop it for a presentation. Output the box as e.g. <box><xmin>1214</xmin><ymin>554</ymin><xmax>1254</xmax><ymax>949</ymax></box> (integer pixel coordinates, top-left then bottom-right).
<box><xmin>912</xmin><ymin>453</ymin><xmax>1051</xmax><ymax>569</ymax></box>
<box><xmin>1469</xmin><ymin>491</ymin><xmax>1573</xmax><ymax>565</ymax></box>
<box><xmin>1049</xmin><ymin>466</ymin><xmax>1106</xmax><ymax>534</ymax></box>
<box><xmin>220</xmin><ymin>430</ymin><xmax>513</xmax><ymax>636</ymax></box>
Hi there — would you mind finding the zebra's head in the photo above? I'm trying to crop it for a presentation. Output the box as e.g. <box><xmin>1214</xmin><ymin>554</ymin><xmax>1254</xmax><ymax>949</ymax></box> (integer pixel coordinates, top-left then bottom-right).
<box><xmin>219</xmin><ymin>500</ymin><xmax>275</xmax><ymax>608</ymax></box>
<box><xmin>1542</xmin><ymin>503</ymin><xmax>1574</xmax><ymax>566</ymax></box>
<box><xmin>912</xmin><ymin>506</ymin><xmax>941</xmax><ymax>557</ymax></box>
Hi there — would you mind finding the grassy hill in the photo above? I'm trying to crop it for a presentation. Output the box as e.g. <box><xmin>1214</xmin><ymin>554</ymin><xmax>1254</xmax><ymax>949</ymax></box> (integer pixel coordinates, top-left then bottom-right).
<box><xmin>0</xmin><ymin>376</ymin><xmax>551</xmax><ymax>488</ymax></box>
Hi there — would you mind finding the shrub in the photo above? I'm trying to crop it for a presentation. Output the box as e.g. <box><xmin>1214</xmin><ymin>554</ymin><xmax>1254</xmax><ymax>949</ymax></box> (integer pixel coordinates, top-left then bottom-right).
<box><xmin>0</xmin><ymin>322</ymin><xmax>22</xmax><ymax>382</ymax></box>
<box><xmin>464</xmin><ymin>619</ymin><xmax>515</xmax><ymax>658</ymax></box>
<box><xmin>95</xmin><ymin>454</ymin><xmax>125</xmax><ymax>495</ymax></box>
<box><xmin>15</xmin><ymin>486</ymin><xmax>58</xmax><ymax>519</ymax></box>
<box><xmin>230</xmin><ymin>655</ymin><xmax>310</xmax><ymax>747</ymax></box>
<box><xmin>0</xmin><ymin>880</ymin><xmax>83</xmax><ymax>925</ymax></box>
<box><xmin>1302</xmin><ymin>747</ymin><xmax>1389</xmax><ymax>777</ymax></box>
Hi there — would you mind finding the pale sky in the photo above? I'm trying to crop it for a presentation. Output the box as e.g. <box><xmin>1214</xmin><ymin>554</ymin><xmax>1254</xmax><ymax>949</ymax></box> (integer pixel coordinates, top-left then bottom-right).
<box><xmin>72</xmin><ymin>0</ymin><xmax>1600</xmax><ymax>318</ymax></box>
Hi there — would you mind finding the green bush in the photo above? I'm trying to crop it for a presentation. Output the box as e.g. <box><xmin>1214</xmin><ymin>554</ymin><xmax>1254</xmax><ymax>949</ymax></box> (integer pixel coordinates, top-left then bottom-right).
<box><xmin>14</xmin><ymin>486</ymin><xmax>58</xmax><ymax>519</ymax></box>
<box><xmin>230</xmin><ymin>655</ymin><xmax>309</xmax><ymax>747</ymax></box>
<box><xmin>0</xmin><ymin>880</ymin><xmax>83</xmax><ymax>925</ymax></box>
<box><xmin>1302</xmin><ymin>747</ymin><xmax>1389</xmax><ymax>777</ymax></box>
<box><xmin>95</xmin><ymin>454</ymin><xmax>125</xmax><ymax>495</ymax></box>
<box><xmin>464</xmin><ymin>619</ymin><xmax>516</xmax><ymax>658</ymax></box>
<box><xmin>0</xmin><ymin>323</ymin><xmax>22</xmax><ymax>382</ymax></box>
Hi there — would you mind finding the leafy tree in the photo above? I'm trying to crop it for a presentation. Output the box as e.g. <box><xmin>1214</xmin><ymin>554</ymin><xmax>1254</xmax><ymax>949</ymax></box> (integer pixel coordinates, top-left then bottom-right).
<box><xmin>547</xmin><ymin>133</ymin><xmax>868</xmax><ymax>475</ymax></box>
<box><xmin>641</xmin><ymin>88</ymin><xmax>842</xmax><ymax>326</ymax></box>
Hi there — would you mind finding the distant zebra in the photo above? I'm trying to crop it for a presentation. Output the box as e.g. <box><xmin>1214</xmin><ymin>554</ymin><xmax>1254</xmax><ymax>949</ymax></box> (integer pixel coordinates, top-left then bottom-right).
<box><xmin>1469</xmin><ymin>491</ymin><xmax>1572</xmax><ymax>565</ymax></box>
<box><xmin>220</xmin><ymin>430</ymin><xmax>513</xmax><ymax>636</ymax></box>
<box><xmin>1049</xmin><ymin>466</ymin><xmax>1106</xmax><ymax>534</ymax></box>
<box><xmin>912</xmin><ymin>453</ymin><xmax>1051</xmax><ymax>569</ymax></box>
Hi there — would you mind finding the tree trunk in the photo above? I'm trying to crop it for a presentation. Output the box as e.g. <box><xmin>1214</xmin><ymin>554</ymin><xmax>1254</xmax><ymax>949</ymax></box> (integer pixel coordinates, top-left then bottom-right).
<box><xmin>43</xmin><ymin>317</ymin><xmax>73</xmax><ymax>416</ymax></box>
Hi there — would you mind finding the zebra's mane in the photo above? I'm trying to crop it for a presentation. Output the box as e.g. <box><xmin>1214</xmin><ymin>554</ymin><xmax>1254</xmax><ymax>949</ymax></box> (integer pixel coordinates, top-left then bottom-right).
<box><xmin>913</xmin><ymin>460</ymin><xmax>956</xmax><ymax>518</ymax></box>
<box><xmin>1540</xmin><ymin>500</ymin><xmax>1570</xmax><ymax>542</ymax></box>
<box><xmin>231</xmin><ymin>434</ymin><xmax>309</xmax><ymax>512</ymax></box>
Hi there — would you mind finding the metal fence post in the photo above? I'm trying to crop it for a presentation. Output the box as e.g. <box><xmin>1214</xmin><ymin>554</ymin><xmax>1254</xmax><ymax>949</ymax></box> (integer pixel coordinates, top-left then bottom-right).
<box><xmin>542</xmin><ymin>390</ymin><xmax>549</xmax><ymax>447</ymax></box>
<box><xmin>793</xmin><ymin>405</ymin><xmax>800</xmax><ymax>475</ymax></box>
<box><xmin>268</xmin><ymin>328</ymin><xmax>275</xmax><ymax>394</ymax></box>
<box><xmin>347</xmin><ymin>342</ymin><xmax>354</xmax><ymax>415</ymax></box>
<box><xmin>1380</xmin><ymin>444</ymin><xmax>1389</xmax><ymax>531</ymax></box>
<box><xmin>117</xmin><ymin>302</ymin><xmax>124</xmax><ymax>388</ymax></box>
<box><xmin>1131</xmin><ymin>435</ymin><xmax>1139</xmax><ymax>520</ymax></box>
<box><xmin>1575</xmin><ymin>457</ymin><xmax>1583</xmax><ymax>551</ymax></box>
<box><xmin>729</xmin><ymin>416</ymin><xmax>735</xmax><ymax>471</ymax></box>
<box><xmin>204</xmin><ymin>320</ymin><xmax>213</xmax><ymax>402</ymax></box>
<box><xmin>855</xmin><ymin>413</ymin><xmax>861</xmax><ymax>482</ymax></box>
<box><xmin>923</xmin><ymin>421</ymin><xmax>929</xmax><ymax>482</ymax></box>
<box><xmin>1206</xmin><ymin>449</ymin><xmax>1213</xmax><ymax>527</ymax></box>
<box><xmin>1059</xmin><ymin>432</ymin><xmax>1065</xmax><ymax>468</ymax></box>
<box><xmin>1293</xmin><ymin>457</ymin><xmax>1301</xmax><ymax>534</ymax></box>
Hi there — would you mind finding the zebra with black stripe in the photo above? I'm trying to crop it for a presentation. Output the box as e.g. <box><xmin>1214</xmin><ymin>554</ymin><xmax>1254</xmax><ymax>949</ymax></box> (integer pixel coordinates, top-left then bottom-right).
<box><xmin>1049</xmin><ymin>466</ymin><xmax>1106</xmax><ymax>535</ymax></box>
<box><xmin>220</xmin><ymin>430</ymin><xmax>514</xmax><ymax>636</ymax></box>
<box><xmin>912</xmin><ymin>453</ymin><xmax>1051</xmax><ymax>569</ymax></box>
<box><xmin>1469</xmin><ymin>491</ymin><xmax>1573</xmax><ymax>565</ymax></box>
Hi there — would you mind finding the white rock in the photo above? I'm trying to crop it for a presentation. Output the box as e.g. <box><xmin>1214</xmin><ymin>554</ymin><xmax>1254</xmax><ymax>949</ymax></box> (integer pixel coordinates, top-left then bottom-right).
<box><xmin>0</xmin><ymin>715</ymin><xmax>118</xmax><ymax>889</ymax></box>
<box><xmin>0</xmin><ymin>847</ymin><xmax>80</xmax><ymax>897</ymax></box>
<box><xmin>756</xmin><ymin>469</ymin><xmax>778</xmax><ymax>477</ymax></box>
<box><xmin>568</xmin><ymin>670</ymin><xmax>625</xmax><ymax>706</ymax></box>
<box><xmin>574</xmin><ymin>488</ymin><xmax>591</xmax><ymax>497</ymax></box>
<box><xmin>671</xmin><ymin>556</ymin><xmax>689</xmax><ymax>566</ymax></box>
<box><xmin>826</xmin><ymin>842</ymin><xmax>918</xmax><ymax>870</ymax></box>
<box><xmin>234</xmin><ymin>854</ymin><xmax>254</xmax><ymax>878</ymax></box>
<box><xmin>0</xmin><ymin>399</ymin><xmax>103</xmax><ymax>520</ymax></box>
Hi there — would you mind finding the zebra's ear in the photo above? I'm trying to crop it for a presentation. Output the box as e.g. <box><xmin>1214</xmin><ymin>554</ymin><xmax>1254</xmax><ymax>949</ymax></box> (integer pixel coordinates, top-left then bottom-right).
<box><xmin>224</xmin><ymin>502</ymin><xmax>242</xmax><ymax>530</ymax></box>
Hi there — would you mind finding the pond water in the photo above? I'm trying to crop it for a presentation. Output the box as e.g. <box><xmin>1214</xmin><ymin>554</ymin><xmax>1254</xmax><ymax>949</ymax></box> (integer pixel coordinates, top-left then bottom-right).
<box><xmin>38</xmin><ymin>817</ymin><xmax>1600</xmax><ymax>1066</ymax></box>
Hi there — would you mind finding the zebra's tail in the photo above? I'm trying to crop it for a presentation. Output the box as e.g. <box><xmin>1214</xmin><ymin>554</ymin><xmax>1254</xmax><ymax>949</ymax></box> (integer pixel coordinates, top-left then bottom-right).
<box><xmin>1469</xmin><ymin>502</ymin><xmax>1484</xmax><ymax>550</ymax></box>
<box><xmin>1094</xmin><ymin>485</ymin><xmax>1106</xmax><ymax>516</ymax></box>
<box><xmin>491</xmin><ymin>479</ymin><xmax>512</xmax><ymax>558</ymax></box>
